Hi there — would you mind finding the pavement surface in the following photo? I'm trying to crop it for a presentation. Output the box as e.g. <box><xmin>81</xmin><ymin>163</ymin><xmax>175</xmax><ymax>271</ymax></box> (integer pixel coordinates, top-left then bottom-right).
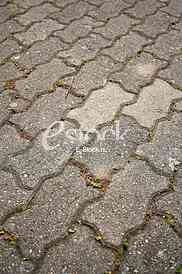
<box><xmin>0</xmin><ymin>0</ymin><xmax>182</xmax><ymax>273</ymax></box>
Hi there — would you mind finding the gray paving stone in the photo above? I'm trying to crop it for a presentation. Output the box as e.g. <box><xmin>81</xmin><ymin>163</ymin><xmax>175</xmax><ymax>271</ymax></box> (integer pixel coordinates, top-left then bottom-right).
<box><xmin>136</xmin><ymin>113</ymin><xmax>182</xmax><ymax>174</ymax></box>
<box><xmin>159</xmin><ymin>55</ymin><xmax>182</xmax><ymax>88</ymax></box>
<box><xmin>161</xmin><ymin>0</ymin><xmax>182</xmax><ymax>17</ymax></box>
<box><xmin>55</xmin><ymin>0</ymin><xmax>76</xmax><ymax>7</ymax></box>
<box><xmin>0</xmin><ymin>62</ymin><xmax>24</xmax><ymax>81</ymax></box>
<box><xmin>10</xmin><ymin>87</ymin><xmax>82</xmax><ymax>135</ymax></box>
<box><xmin>68</xmin><ymin>82</ymin><xmax>134</xmax><ymax>131</ymax></box>
<box><xmin>119</xmin><ymin>219</ymin><xmax>182</xmax><ymax>274</ymax></box>
<box><xmin>54</xmin><ymin>16</ymin><xmax>104</xmax><ymax>43</ymax></box>
<box><xmin>88</xmin><ymin>0</ymin><xmax>131</xmax><ymax>21</ymax></box>
<box><xmin>15</xmin><ymin>19</ymin><xmax>64</xmax><ymax>46</ymax></box>
<box><xmin>39</xmin><ymin>226</ymin><xmax>113</xmax><ymax>274</ymax></box>
<box><xmin>64</xmin><ymin>55</ymin><xmax>120</xmax><ymax>96</ymax></box>
<box><xmin>0</xmin><ymin>20</ymin><xmax>24</xmax><ymax>43</ymax></box>
<box><xmin>0</xmin><ymin>241</ymin><xmax>34</xmax><ymax>274</ymax></box>
<box><xmin>4</xmin><ymin>165</ymin><xmax>99</xmax><ymax>257</ymax></box>
<box><xmin>94</xmin><ymin>14</ymin><xmax>137</xmax><ymax>40</ymax></box>
<box><xmin>0</xmin><ymin>125</ymin><xmax>30</xmax><ymax>165</ymax></box>
<box><xmin>145</xmin><ymin>30</ymin><xmax>182</xmax><ymax>59</ymax></box>
<box><xmin>58</xmin><ymin>33</ymin><xmax>111</xmax><ymax>66</ymax></box>
<box><xmin>110</xmin><ymin>52</ymin><xmax>167</xmax><ymax>93</ymax></box>
<box><xmin>134</xmin><ymin>11</ymin><xmax>177</xmax><ymax>38</ymax></box>
<box><xmin>127</xmin><ymin>0</ymin><xmax>164</xmax><ymax>18</ymax></box>
<box><xmin>11</xmin><ymin>37</ymin><xmax>67</xmax><ymax>70</ymax></box>
<box><xmin>102</xmin><ymin>32</ymin><xmax>151</xmax><ymax>62</ymax></box>
<box><xmin>0</xmin><ymin>39</ymin><xmax>22</xmax><ymax>64</ymax></box>
<box><xmin>13</xmin><ymin>0</ymin><xmax>53</xmax><ymax>9</ymax></box>
<box><xmin>122</xmin><ymin>79</ymin><xmax>182</xmax><ymax>128</ymax></box>
<box><xmin>0</xmin><ymin>93</ymin><xmax>11</xmax><ymax>125</ymax></box>
<box><xmin>74</xmin><ymin>116</ymin><xmax>148</xmax><ymax>176</ymax></box>
<box><xmin>0</xmin><ymin>4</ymin><xmax>23</xmax><ymax>23</ymax></box>
<box><xmin>15</xmin><ymin>58</ymin><xmax>75</xmax><ymax>99</ymax></box>
<box><xmin>16</xmin><ymin>3</ymin><xmax>59</xmax><ymax>25</ymax></box>
<box><xmin>52</xmin><ymin>1</ymin><xmax>94</xmax><ymax>24</ymax></box>
<box><xmin>82</xmin><ymin>160</ymin><xmax>168</xmax><ymax>245</ymax></box>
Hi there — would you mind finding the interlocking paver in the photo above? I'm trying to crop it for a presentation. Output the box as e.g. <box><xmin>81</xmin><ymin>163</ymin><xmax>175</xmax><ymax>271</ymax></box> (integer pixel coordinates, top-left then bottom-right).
<box><xmin>136</xmin><ymin>113</ymin><xmax>182</xmax><ymax>174</ymax></box>
<box><xmin>161</xmin><ymin>0</ymin><xmax>182</xmax><ymax>17</ymax></box>
<box><xmin>0</xmin><ymin>62</ymin><xmax>24</xmax><ymax>81</ymax></box>
<box><xmin>122</xmin><ymin>79</ymin><xmax>182</xmax><ymax>128</ymax></box>
<box><xmin>0</xmin><ymin>93</ymin><xmax>12</xmax><ymax>125</ymax></box>
<box><xmin>0</xmin><ymin>4</ymin><xmax>24</xmax><ymax>23</ymax></box>
<box><xmin>0</xmin><ymin>20</ymin><xmax>24</xmax><ymax>43</ymax></box>
<box><xmin>126</xmin><ymin>0</ymin><xmax>164</xmax><ymax>18</ymax></box>
<box><xmin>0</xmin><ymin>39</ymin><xmax>22</xmax><ymax>64</ymax></box>
<box><xmin>119</xmin><ymin>219</ymin><xmax>182</xmax><ymax>274</ymax></box>
<box><xmin>110</xmin><ymin>52</ymin><xmax>167</xmax><ymax>93</ymax></box>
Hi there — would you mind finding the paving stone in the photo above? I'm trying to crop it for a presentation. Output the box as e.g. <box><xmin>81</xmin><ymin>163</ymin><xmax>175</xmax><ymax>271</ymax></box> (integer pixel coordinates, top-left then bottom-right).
<box><xmin>136</xmin><ymin>113</ymin><xmax>182</xmax><ymax>174</ymax></box>
<box><xmin>15</xmin><ymin>19</ymin><xmax>64</xmax><ymax>46</ymax></box>
<box><xmin>0</xmin><ymin>125</ymin><xmax>30</xmax><ymax>165</ymax></box>
<box><xmin>68</xmin><ymin>82</ymin><xmax>134</xmax><ymax>131</ymax></box>
<box><xmin>127</xmin><ymin>0</ymin><xmax>163</xmax><ymax>18</ymax></box>
<box><xmin>0</xmin><ymin>93</ymin><xmax>12</xmax><ymax>125</ymax></box>
<box><xmin>58</xmin><ymin>33</ymin><xmax>111</xmax><ymax>66</ymax></box>
<box><xmin>15</xmin><ymin>58</ymin><xmax>75</xmax><ymax>99</ymax></box>
<box><xmin>0</xmin><ymin>39</ymin><xmax>22</xmax><ymax>64</ymax></box>
<box><xmin>102</xmin><ymin>32</ymin><xmax>151</xmax><ymax>62</ymax></box>
<box><xmin>0</xmin><ymin>241</ymin><xmax>34</xmax><ymax>274</ymax></box>
<box><xmin>55</xmin><ymin>0</ymin><xmax>76</xmax><ymax>7</ymax></box>
<box><xmin>10</xmin><ymin>87</ymin><xmax>82</xmax><ymax>135</ymax></box>
<box><xmin>82</xmin><ymin>160</ymin><xmax>168</xmax><ymax>245</ymax></box>
<box><xmin>74</xmin><ymin>116</ymin><xmax>148</xmax><ymax>175</ymax></box>
<box><xmin>110</xmin><ymin>52</ymin><xmax>167</xmax><ymax>93</ymax></box>
<box><xmin>159</xmin><ymin>55</ymin><xmax>182</xmax><ymax>88</ymax></box>
<box><xmin>0</xmin><ymin>4</ymin><xmax>23</xmax><ymax>23</ymax></box>
<box><xmin>119</xmin><ymin>219</ymin><xmax>182</xmax><ymax>274</ymax></box>
<box><xmin>13</xmin><ymin>0</ymin><xmax>53</xmax><ymax>9</ymax></box>
<box><xmin>0</xmin><ymin>62</ymin><xmax>24</xmax><ymax>81</ymax></box>
<box><xmin>161</xmin><ymin>0</ymin><xmax>182</xmax><ymax>17</ymax></box>
<box><xmin>16</xmin><ymin>3</ymin><xmax>59</xmax><ymax>26</ymax></box>
<box><xmin>64</xmin><ymin>55</ymin><xmax>120</xmax><ymax>96</ymax></box>
<box><xmin>39</xmin><ymin>226</ymin><xmax>113</xmax><ymax>274</ymax></box>
<box><xmin>145</xmin><ymin>30</ymin><xmax>182</xmax><ymax>59</ymax></box>
<box><xmin>88</xmin><ymin>0</ymin><xmax>131</xmax><ymax>21</ymax></box>
<box><xmin>122</xmin><ymin>79</ymin><xmax>182</xmax><ymax>128</ymax></box>
<box><xmin>94</xmin><ymin>14</ymin><xmax>137</xmax><ymax>40</ymax></box>
<box><xmin>52</xmin><ymin>1</ymin><xmax>94</xmax><ymax>24</ymax></box>
<box><xmin>87</xmin><ymin>0</ymin><xmax>105</xmax><ymax>5</ymax></box>
<box><xmin>8</xmin><ymin>98</ymin><xmax>30</xmax><ymax>113</ymax></box>
<box><xmin>134</xmin><ymin>11</ymin><xmax>177</xmax><ymax>38</ymax></box>
<box><xmin>0</xmin><ymin>20</ymin><xmax>24</xmax><ymax>43</ymax></box>
<box><xmin>54</xmin><ymin>16</ymin><xmax>104</xmax><ymax>43</ymax></box>
<box><xmin>12</xmin><ymin>37</ymin><xmax>67</xmax><ymax>70</ymax></box>
<box><xmin>4</xmin><ymin>165</ymin><xmax>99</xmax><ymax>257</ymax></box>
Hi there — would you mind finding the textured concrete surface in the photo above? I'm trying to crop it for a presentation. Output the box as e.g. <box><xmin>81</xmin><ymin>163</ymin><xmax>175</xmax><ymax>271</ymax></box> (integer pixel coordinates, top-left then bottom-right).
<box><xmin>0</xmin><ymin>0</ymin><xmax>182</xmax><ymax>274</ymax></box>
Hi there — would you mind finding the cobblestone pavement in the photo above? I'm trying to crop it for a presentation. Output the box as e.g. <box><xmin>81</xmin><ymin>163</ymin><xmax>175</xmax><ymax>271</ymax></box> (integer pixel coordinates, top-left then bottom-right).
<box><xmin>0</xmin><ymin>0</ymin><xmax>182</xmax><ymax>273</ymax></box>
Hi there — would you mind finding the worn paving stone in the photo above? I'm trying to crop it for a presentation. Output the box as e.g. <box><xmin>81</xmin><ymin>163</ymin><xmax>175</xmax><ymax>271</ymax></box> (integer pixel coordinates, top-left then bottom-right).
<box><xmin>0</xmin><ymin>125</ymin><xmax>30</xmax><ymax>165</ymax></box>
<box><xmin>133</xmin><ymin>11</ymin><xmax>177</xmax><ymax>38</ymax></box>
<box><xmin>4</xmin><ymin>165</ymin><xmax>99</xmax><ymax>257</ymax></box>
<box><xmin>159</xmin><ymin>55</ymin><xmax>182</xmax><ymax>88</ymax></box>
<box><xmin>0</xmin><ymin>4</ymin><xmax>24</xmax><ymax>23</ymax></box>
<box><xmin>12</xmin><ymin>0</ymin><xmax>53</xmax><ymax>9</ymax></box>
<box><xmin>58</xmin><ymin>33</ymin><xmax>111</xmax><ymax>66</ymax></box>
<box><xmin>74</xmin><ymin>116</ymin><xmax>148</xmax><ymax>176</ymax></box>
<box><xmin>136</xmin><ymin>112</ymin><xmax>182</xmax><ymax>174</ymax></box>
<box><xmin>10</xmin><ymin>87</ymin><xmax>82</xmax><ymax>135</ymax></box>
<box><xmin>68</xmin><ymin>82</ymin><xmax>134</xmax><ymax>131</ymax></box>
<box><xmin>102</xmin><ymin>32</ymin><xmax>151</xmax><ymax>62</ymax></box>
<box><xmin>38</xmin><ymin>226</ymin><xmax>113</xmax><ymax>274</ymax></box>
<box><xmin>122</xmin><ymin>79</ymin><xmax>182</xmax><ymax>128</ymax></box>
<box><xmin>54</xmin><ymin>16</ymin><xmax>104</xmax><ymax>43</ymax></box>
<box><xmin>55</xmin><ymin>0</ymin><xmax>76</xmax><ymax>7</ymax></box>
<box><xmin>0</xmin><ymin>241</ymin><xmax>34</xmax><ymax>274</ymax></box>
<box><xmin>64</xmin><ymin>55</ymin><xmax>120</xmax><ymax>96</ymax></box>
<box><xmin>0</xmin><ymin>39</ymin><xmax>22</xmax><ymax>64</ymax></box>
<box><xmin>110</xmin><ymin>52</ymin><xmax>167</xmax><ymax>93</ymax></box>
<box><xmin>88</xmin><ymin>0</ymin><xmax>131</xmax><ymax>21</ymax></box>
<box><xmin>161</xmin><ymin>0</ymin><xmax>182</xmax><ymax>17</ymax></box>
<box><xmin>52</xmin><ymin>1</ymin><xmax>94</xmax><ymax>24</ymax></box>
<box><xmin>0</xmin><ymin>62</ymin><xmax>24</xmax><ymax>81</ymax></box>
<box><xmin>0</xmin><ymin>93</ymin><xmax>12</xmax><ymax>125</ymax></box>
<box><xmin>15</xmin><ymin>19</ymin><xmax>65</xmax><ymax>46</ymax></box>
<box><xmin>15</xmin><ymin>58</ymin><xmax>75</xmax><ymax>99</ymax></box>
<box><xmin>119</xmin><ymin>219</ymin><xmax>182</xmax><ymax>274</ymax></box>
<box><xmin>82</xmin><ymin>160</ymin><xmax>168</xmax><ymax>245</ymax></box>
<box><xmin>145</xmin><ymin>30</ymin><xmax>182</xmax><ymax>59</ymax></box>
<box><xmin>12</xmin><ymin>37</ymin><xmax>68</xmax><ymax>70</ymax></box>
<box><xmin>126</xmin><ymin>0</ymin><xmax>164</xmax><ymax>18</ymax></box>
<box><xmin>0</xmin><ymin>20</ymin><xmax>24</xmax><ymax>43</ymax></box>
<box><xmin>16</xmin><ymin>3</ymin><xmax>58</xmax><ymax>25</ymax></box>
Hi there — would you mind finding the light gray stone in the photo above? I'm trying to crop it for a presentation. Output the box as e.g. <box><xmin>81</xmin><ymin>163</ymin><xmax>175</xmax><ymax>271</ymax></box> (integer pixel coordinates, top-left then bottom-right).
<box><xmin>0</xmin><ymin>39</ymin><xmax>22</xmax><ymax>64</ymax></box>
<box><xmin>127</xmin><ymin>0</ymin><xmax>163</xmax><ymax>18</ymax></box>
<box><xmin>161</xmin><ymin>0</ymin><xmax>182</xmax><ymax>17</ymax></box>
